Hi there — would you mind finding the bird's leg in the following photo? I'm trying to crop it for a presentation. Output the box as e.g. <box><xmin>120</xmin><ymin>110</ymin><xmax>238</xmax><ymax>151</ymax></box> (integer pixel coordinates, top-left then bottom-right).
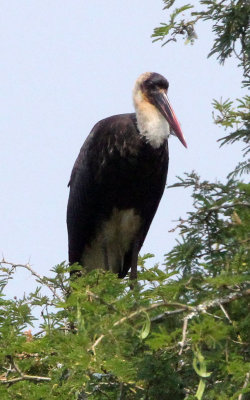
<box><xmin>129</xmin><ymin>241</ymin><xmax>139</xmax><ymax>280</ymax></box>
<box><xmin>102</xmin><ymin>241</ymin><xmax>109</xmax><ymax>271</ymax></box>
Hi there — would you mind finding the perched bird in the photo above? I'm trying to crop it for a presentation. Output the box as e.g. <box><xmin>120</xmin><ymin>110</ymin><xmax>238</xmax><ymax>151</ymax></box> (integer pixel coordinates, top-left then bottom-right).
<box><xmin>67</xmin><ymin>72</ymin><xmax>187</xmax><ymax>279</ymax></box>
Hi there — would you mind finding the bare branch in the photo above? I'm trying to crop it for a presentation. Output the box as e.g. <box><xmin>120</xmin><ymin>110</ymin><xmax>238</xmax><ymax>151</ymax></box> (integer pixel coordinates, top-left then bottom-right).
<box><xmin>207</xmin><ymin>202</ymin><xmax>250</xmax><ymax>212</ymax></box>
<box><xmin>0</xmin><ymin>375</ymin><xmax>51</xmax><ymax>385</ymax></box>
<box><xmin>201</xmin><ymin>289</ymin><xmax>250</xmax><ymax>309</ymax></box>
<box><xmin>0</xmin><ymin>259</ymin><xmax>63</xmax><ymax>301</ymax></box>
<box><xmin>117</xmin><ymin>382</ymin><xmax>125</xmax><ymax>400</ymax></box>
<box><xmin>178</xmin><ymin>317</ymin><xmax>188</xmax><ymax>355</ymax></box>
<box><xmin>151</xmin><ymin>289</ymin><xmax>250</xmax><ymax>354</ymax></box>
<box><xmin>91</xmin><ymin>334</ymin><xmax>105</xmax><ymax>353</ymax></box>
<box><xmin>152</xmin><ymin>288</ymin><xmax>250</xmax><ymax>324</ymax></box>
<box><xmin>12</xmin><ymin>360</ymin><xmax>23</xmax><ymax>376</ymax></box>
<box><xmin>151</xmin><ymin>308</ymin><xmax>185</xmax><ymax>323</ymax></box>
<box><xmin>90</xmin><ymin>289</ymin><xmax>250</xmax><ymax>352</ymax></box>
<box><xmin>90</xmin><ymin>301</ymin><xmax>192</xmax><ymax>352</ymax></box>
<box><xmin>0</xmin><ymin>356</ymin><xmax>51</xmax><ymax>385</ymax></box>
<box><xmin>219</xmin><ymin>303</ymin><xmax>232</xmax><ymax>324</ymax></box>
<box><xmin>238</xmin><ymin>372</ymin><xmax>250</xmax><ymax>400</ymax></box>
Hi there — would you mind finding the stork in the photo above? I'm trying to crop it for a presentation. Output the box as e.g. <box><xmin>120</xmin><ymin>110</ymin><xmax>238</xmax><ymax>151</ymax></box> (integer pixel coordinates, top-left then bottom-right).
<box><xmin>67</xmin><ymin>72</ymin><xmax>187</xmax><ymax>279</ymax></box>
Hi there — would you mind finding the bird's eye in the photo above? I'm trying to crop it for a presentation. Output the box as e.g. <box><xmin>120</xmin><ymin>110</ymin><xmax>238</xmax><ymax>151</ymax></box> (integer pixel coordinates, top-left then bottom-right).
<box><xmin>159</xmin><ymin>82</ymin><xmax>169</xmax><ymax>91</ymax></box>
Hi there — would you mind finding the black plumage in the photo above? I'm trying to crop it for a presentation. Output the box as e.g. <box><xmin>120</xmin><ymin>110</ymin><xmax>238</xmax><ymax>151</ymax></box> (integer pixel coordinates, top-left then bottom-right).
<box><xmin>67</xmin><ymin>113</ymin><xmax>168</xmax><ymax>278</ymax></box>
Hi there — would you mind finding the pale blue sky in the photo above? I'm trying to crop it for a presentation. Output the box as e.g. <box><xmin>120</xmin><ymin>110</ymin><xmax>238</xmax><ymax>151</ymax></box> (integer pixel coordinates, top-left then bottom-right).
<box><xmin>1</xmin><ymin>1</ymin><xmax>243</xmax><ymax>296</ymax></box>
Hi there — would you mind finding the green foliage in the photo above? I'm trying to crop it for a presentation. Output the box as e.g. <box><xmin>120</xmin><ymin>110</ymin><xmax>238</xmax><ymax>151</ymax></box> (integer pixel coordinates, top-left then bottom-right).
<box><xmin>0</xmin><ymin>250</ymin><xmax>249</xmax><ymax>399</ymax></box>
<box><xmin>152</xmin><ymin>0</ymin><xmax>250</xmax><ymax>84</ymax></box>
<box><xmin>1</xmin><ymin>1</ymin><xmax>250</xmax><ymax>399</ymax></box>
<box><xmin>0</xmin><ymin>171</ymin><xmax>249</xmax><ymax>398</ymax></box>
<box><xmin>212</xmin><ymin>95</ymin><xmax>250</xmax><ymax>178</ymax></box>
<box><xmin>167</xmin><ymin>172</ymin><xmax>250</xmax><ymax>278</ymax></box>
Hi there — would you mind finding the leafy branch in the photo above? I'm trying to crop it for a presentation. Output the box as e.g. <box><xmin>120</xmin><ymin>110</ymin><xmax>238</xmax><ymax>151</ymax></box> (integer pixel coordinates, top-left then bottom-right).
<box><xmin>91</xmin><ymin>286</ymin><xmax>250</xmax><ymax>353</ymax></box>
<box><xmin>152</xmin><ymin>0</ymin><xmax>250</xmax><ymax>82</ymax></box>
<box><xmin>0</xmin><ymin>356</ymin><xmax>51</xmax><ymax>385</ymax></box>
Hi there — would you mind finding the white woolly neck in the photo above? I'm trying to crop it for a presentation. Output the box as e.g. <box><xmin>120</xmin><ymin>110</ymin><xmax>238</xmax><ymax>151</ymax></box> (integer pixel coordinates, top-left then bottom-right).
<box><xmin>133</xmin><ymin>88</ymin><xmax>170</xmax><ymax>149</ymax></box>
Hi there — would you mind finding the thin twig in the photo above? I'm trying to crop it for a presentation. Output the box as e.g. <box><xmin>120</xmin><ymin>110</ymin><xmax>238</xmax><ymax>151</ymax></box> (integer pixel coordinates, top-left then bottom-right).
<box><xmin>152</xmin><ymin>289</ymin><xmax>250</xmax><ymax>324</ymax></box>
<box><xmin>168</xmin><ymin>202</ymin><xmax>250</xmax><ymax>233</ymax></box>
<box><xmin>13</xmin><ymin>360</ymin><xmax>22</xmax><ymax>376</ymax></box>
<box><xmin>111</xmin><ymin>302</ymin><xmax>192</xmax><ymax>331</ymax></box>
<box><xmin>90</xmin><ymin>288</ymin><xmax>250</xmax><ymax>352</ymax></box>
<box><xmin>86</xmin><ymin>289</ymin><xmax>117</xmax><ymax>312</ymax></box>
<box><xmin>179</xmin><ymin>317</ymin><xmax>188</xmax><ymax>355</ymax></box>
<box><xmin>117</xmin><ymin>382</ymin><xmax>125</xmax><ymax>400</ymax></box>
<box><xmin>150</xmin><ymin>308</ymin><xmax>185</xmax><ymax>323</ymax></box>
<box><xmin>1</xmin><ymin>259</ymin><xmax>63</xmax><ymax>301</ymax></box>
<box><xmin>90</xmin><ymin>301</ymin><xmax>192</xmax><ymax>352</ymax></box>
<box><xmin>15</xmin><ymin>353</ymin><xmax>41</xmax><ymax>359</ymax></box>
<box><xmin>184</xmin><ymin>289</ymin><xmax>250</xmax><ymax>323</ymax></box>
<box><xmin>204</xmin><ymin>289</ymin><xmax>250</xmax><ymax>308</ymax></box>
<box><xmin>94</xmin><ymin>388</ymin><xmax>112</xmax><ymax>399</ymax></box>
<box><xmin>1</xmin><ymin>375</ymin><xmax>51</xmax><ymax>384</ymax></box>
<box><xmin>0</xmin><ymin>356</ymin><xmax>51</xmax><ymax>385</ymax></box>
<box><xmin>219</xmin><ymin>303</ymin><xmax>232</xmax><ymax>324</ymax></box>
<box><xmin>238</xmin><ymin>372</ymin><xmax>250</xmax><ymax>400</ymax></box>
<box><xmin>208</xmin><ymin>202</ymin><xmax>250</xmax><ymax>212</ymax></box>
<box><xmin>91</xmin><ymin>334</ymin><xmax>105</xmax><ymax>352</ymax></box>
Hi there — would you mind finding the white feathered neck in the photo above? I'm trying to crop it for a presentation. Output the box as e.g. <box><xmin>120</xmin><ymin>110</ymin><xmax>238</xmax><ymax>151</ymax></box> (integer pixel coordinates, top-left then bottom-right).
<box><xmin>133</xmin><ymin>82</ymin><xmax>170</xmax><ymax>149</ymax></box>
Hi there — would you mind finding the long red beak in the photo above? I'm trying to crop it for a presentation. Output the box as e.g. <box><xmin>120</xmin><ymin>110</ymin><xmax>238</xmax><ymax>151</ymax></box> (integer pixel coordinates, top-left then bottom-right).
<box><xmin>154</xmin><ymin>92</ymin><xmax>187</xmax><ymax>148</ymax></box>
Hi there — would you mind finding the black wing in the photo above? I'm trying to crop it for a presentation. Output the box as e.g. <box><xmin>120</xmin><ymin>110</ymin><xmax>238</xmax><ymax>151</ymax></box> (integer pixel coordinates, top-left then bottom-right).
<box><xmin>67</xmin><ymin>113</ymin><xmax>140</xmax><ymax>264</ymax></box>
<box><xmin>67</xmin><ymin>113</ymin><xmax>168</xmax><ymax>274</ymax></box>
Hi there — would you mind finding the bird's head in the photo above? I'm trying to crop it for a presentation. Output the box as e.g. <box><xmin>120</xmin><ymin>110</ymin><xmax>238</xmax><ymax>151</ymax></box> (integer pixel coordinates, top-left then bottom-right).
<box><xmin>133</xmin><ymin>72</ymin><xmax>187</xmax><ymax>148</ymax></box>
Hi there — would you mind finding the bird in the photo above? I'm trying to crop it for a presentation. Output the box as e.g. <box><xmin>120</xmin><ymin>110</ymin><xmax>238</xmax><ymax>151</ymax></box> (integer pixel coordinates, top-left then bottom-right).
<box><xmin>67</xmin><ymin>72</ymin><xmax>187</xmax><ymax>279</ymax></box>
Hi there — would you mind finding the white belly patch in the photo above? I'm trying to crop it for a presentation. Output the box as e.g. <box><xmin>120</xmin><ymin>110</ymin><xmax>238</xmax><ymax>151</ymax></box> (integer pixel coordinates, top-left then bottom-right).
<box><xmin>81</xmin><ymin>208</ymin><xmax>141</xmax><ymax>274</ymax></box>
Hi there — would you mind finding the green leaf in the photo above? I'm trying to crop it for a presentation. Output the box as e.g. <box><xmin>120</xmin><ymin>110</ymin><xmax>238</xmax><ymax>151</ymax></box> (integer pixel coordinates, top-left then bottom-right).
<box><xmin>192</xmin><ymin>348</ymin><xmax>212</xmax><ymax>378</ymax></box>
<box><xmin>196</xmin><ymin>378</ymin><xmax>206</xmax><ymax>400</ymax></box>
<box><xmin>139</xmin><ymin>311</ymin><xmax>151</xmax><ymax>340</ymax></box>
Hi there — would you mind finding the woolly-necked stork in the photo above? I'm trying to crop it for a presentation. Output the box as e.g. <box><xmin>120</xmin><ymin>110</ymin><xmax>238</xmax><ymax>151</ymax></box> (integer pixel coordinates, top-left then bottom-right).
<box><xmin>67</xmin><ymin>72</ymin><xmax>187</xmax><ymax>278</ymax></box>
